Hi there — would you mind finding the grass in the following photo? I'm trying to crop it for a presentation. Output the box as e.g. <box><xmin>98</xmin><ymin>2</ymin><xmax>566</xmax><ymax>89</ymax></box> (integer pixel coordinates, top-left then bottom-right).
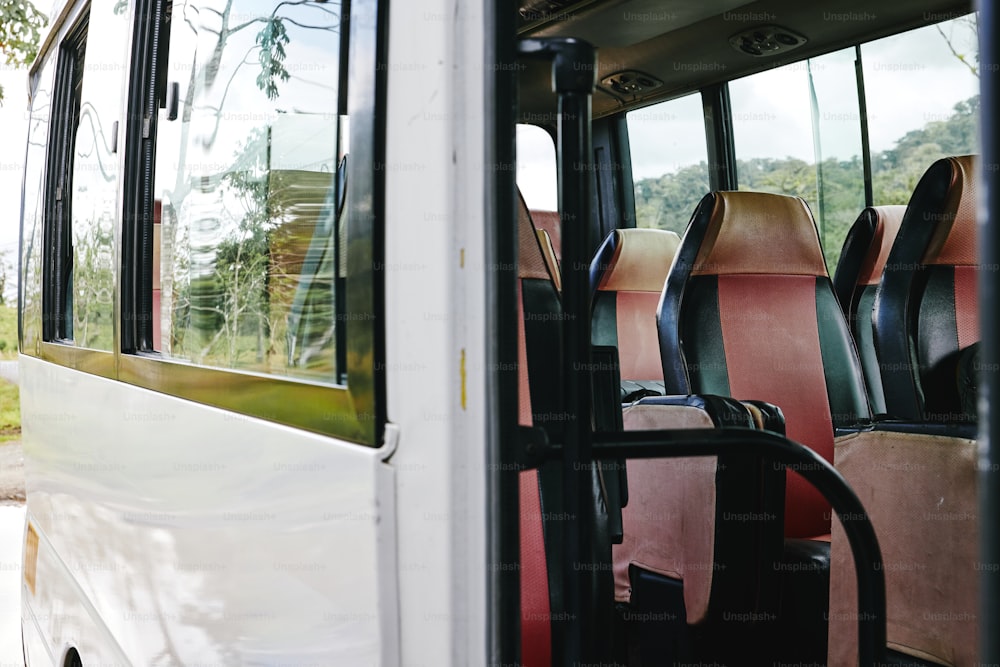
<box><xmin>0</xmin><ymin>305</ymin><xmax>20</xmax><ymax>442</ymax></box>
<box><xmin>0</xmin><ymin>380</ymin><xmax>19</xmax><ymax>443</ymax></box>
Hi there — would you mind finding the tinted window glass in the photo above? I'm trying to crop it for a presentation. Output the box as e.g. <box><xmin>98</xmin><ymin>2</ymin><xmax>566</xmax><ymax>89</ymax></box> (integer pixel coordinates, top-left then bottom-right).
<box><xmin>730</xmin><ymin>48</ymin><xmax>865</xmax><ymax>270</ymax></box>
<box><xmin>152</xmin><ymin>0</ymin><xmax>346</xmax><ymax>381</ymax></box>
<box><xmin>627</xmin><ymin>93</ymin><xmax>709</xmax><ymax>235</ymax></box>
<box><xmin>862</xmin><ymin>15</ymin><xmax>979</xmax><ymax>203</ymax></box>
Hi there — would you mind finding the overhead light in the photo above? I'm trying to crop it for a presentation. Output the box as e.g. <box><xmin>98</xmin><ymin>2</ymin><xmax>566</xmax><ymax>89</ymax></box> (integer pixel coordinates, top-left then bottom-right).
<box><xmin>600</xmin><ymin>70</ymin><xmax>664</xmax><ymax>97</ymax></box>
<box><xmin>729</xmin><ymin>25</ymin><xmax>807</xmax><ymax>57</ymax></box>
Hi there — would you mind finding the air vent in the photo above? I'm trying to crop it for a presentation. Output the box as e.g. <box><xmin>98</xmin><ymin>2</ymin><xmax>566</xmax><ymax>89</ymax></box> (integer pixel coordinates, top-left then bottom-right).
<box><xmin>601</xmin><ymin>70</ymin><xmax>664</xmax><ymax>97</ymax></box>
<box><xmin>729</xmin><ymin>25</ymin><xmax>807</xmax><ymax>57</ymax></box>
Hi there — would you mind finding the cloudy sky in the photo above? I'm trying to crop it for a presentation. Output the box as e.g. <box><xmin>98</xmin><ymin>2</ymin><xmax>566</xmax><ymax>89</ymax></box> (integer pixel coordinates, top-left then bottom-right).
<box><xmin>627</xmin><ymin>17</ymin><xmax>980</xmax><ymax>181</ymax></box>
<box><xmin>0</xmin><ymin>66</ymin><xmax>30</xmax><ymax>299</ymax></box>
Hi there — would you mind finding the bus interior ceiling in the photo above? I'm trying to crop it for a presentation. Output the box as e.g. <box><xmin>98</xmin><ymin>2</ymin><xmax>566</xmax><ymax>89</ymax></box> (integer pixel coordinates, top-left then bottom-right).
<box><xmin>516</xmin><ymin>0</ymin><xmax>974</xmax><ymax>120</ymax></box>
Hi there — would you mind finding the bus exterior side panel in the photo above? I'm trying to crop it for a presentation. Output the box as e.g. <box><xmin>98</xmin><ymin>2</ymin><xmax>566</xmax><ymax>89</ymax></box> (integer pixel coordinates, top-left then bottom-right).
<box><xmin>19</xmin><ymin>354</ymin><xmax>399</xmax><ymax>665</ymax></box>
<box><xmin>382</xmin><ymin>0</ymin><xmax>489</xmax><ymax>663</ymax></box>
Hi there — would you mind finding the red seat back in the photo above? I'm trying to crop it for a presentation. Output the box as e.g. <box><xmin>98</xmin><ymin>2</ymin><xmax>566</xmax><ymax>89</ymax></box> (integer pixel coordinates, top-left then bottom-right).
<box><xmin>658</xmin><ymin>192</ymin><xmax>870</xmax><ymax>537</ymax></box>
<box><xmin>590</xmin><ymin>228</ymin><xmax>681</xmax><ymax>384</ymax></box>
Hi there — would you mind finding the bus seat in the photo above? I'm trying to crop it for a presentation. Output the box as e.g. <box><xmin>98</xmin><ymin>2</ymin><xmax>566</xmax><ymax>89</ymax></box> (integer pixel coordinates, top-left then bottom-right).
<box><xmin>657</xmin><ymin>191</ymin><xmax>872</xmax><ymax>663</ymax></box>
<box><xmin>832</xmin><ymin>206</ymin><xmax>906</xmax><ymax>414</ymax></box>
<box><xmin>518</xmin><ymin>195</ymin><xmax>784</xmax><ymax>664</ymax></box>
<box><xmin>613</xmin><ymin>395</ymin><xmax>781</xmax><ymax>625</ymax></box>
<box><xmin>590</xmin><ymin>228</ymin><xmax>680</xmax><ymax>399</ymax></box>
<box><xmin>589</xmin><ymin>226</ymin><xmax>788</xmax><ymax>662</ymax></box>
<box><xmin>659</xmin><ymin>190</ymin><xmax>871</xmax><ymax>538</ymax></box>
<box><xmin>828</xmin><ymin>155</ymin><xmax>981</xmax><ymax>666</ymax></box>
<box><xmin>516</xmin><ymin>191</ymin><xmax>616</xmax><ymax>666</ymax></box>
<box><xmin>873</xmin><ymin>155</ymin><xmax>979</xmax><ymax>422</ymax></box>
<box><xmin>530</xmin><ymin>209</ymin><xmax>562</xmax><ymax>263</ymax></box>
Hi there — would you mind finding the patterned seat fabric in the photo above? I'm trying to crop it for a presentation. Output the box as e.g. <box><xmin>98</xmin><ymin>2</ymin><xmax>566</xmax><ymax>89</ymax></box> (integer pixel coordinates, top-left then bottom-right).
<box><xmin>590</xmin><ymin>228</ymin><xmax>681</xmax><ymax>398</ymax></box>
<box><xmin>590</xmin><ymin>226</ymin><xmax>786</xmax><ymax>647</ymax></box>
<box><xmin>873</xmin><ymin>155</ymin><xmax>979</xmax><ymax>422</ymax></box>
<box><xmin>832</xmin><ymin>206</ymin><xmax>906</xmax><ymax>414</ymax></box>
<box><xmin>658</xmin><ymin>191</ymin><xmax>871</xmax><ymax>538</ymax></box>
<box><xmin>828</xmin><ymin>156</ymin><xmax>981</xmax><ymax>667</ymax></box>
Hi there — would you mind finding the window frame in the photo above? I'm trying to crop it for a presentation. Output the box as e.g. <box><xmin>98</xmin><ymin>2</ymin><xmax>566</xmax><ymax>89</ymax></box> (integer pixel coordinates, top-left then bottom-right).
<box><xmin>37</xmin><ymin>4</ymin><xmax>121</xmax><ymax>377</ymax></box>
<box><xmin>116</xmin><ymin>0</ymin><xmax>386</xmax><ymax>446</ymax></box>
<box><xmin>25</xmin><ymin>0</ymin><xmax>388</xmax><ymax>446</ymax></box>
<box><xmin>41</xmin><ymin>8</ymin><xmax>90</xmax><ymax>346</ymax></box>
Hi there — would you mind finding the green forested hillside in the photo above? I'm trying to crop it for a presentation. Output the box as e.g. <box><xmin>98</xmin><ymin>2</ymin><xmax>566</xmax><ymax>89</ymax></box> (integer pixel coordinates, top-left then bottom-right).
<box><xmin>634</xmin><ymin>96</ymin><xmax>979</xmax><ymax>271</ymax></box>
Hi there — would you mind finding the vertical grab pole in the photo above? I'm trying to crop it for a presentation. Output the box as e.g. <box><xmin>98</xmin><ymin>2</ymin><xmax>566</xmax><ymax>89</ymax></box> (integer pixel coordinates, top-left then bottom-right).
<box><xmin>517</xmin><ymin>37</ymin><xmax>598</xmax><ymax>664</ymax></box>
<box><xmin>556</xmin><ymin>45</ymin><xmax>597</xmax><ymax>666</ymax></box>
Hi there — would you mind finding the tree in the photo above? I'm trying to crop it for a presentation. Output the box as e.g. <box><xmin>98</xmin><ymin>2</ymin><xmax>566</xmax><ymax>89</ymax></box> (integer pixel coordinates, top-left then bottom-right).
<box><xmin>632</xmin><ymin>95</ymin><xmax>980</xmax><ymax>270</ymax></box>
<box><xmin>0</xmin><ymin>249</ymin><xmax>11</xmax><ymax>306</ymax></box>
<box><xmin>158</xmin><ymin>0</ymin><xmax>340</xmax><ymax>366</ymax></box>
<box><xmin>935</xmin><ymin>15</ymin><xmax>979</xmax><ymax>78</ymax></box>
<box><xmin>0</xmin><ymin>0</ymin><xmax>47</xmax><ymax>100</ymax></box>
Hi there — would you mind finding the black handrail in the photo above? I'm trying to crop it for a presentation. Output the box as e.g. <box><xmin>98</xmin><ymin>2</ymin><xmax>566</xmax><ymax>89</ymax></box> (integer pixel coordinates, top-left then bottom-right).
<box><xmin>590</xmin><ymin>428</ymin><xmax>887</xmax><ymax>666</ymax></box>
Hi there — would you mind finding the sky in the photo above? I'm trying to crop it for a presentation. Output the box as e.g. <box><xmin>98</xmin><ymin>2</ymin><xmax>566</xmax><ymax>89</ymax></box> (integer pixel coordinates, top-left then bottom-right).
<box><xmin>0</xmin><ymin>67</ymin><xmax>29</xmax><ymax>246</ymax></box>
<box><xmin>626</xmin><ymin>17</ymin><xmax>980</xmax><ymax>181</ymax></box>
<box><xmin>0</xmin><ymin>66</ymin><xmax>30</xmax><ymax>301</ymax></box>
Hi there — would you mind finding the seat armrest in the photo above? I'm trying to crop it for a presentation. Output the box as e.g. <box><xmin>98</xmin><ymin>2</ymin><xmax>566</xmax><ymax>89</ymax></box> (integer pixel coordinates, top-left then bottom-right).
<box><xmin>631</xmin><ymin>394</ymin><xmax>784</xmax><ymax>431</ymax></box>
<box><xmin>615</xmin><ymin>394</ymin><xmax>786</xmax><ymax>625</ymax></box>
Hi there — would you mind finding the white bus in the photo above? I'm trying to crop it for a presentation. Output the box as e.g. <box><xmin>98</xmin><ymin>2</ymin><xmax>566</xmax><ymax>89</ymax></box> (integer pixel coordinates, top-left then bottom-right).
<box><xmin>16</xmin><ymin>0</ymin><xmax>1000</xmax><ymax>665</ymax></box>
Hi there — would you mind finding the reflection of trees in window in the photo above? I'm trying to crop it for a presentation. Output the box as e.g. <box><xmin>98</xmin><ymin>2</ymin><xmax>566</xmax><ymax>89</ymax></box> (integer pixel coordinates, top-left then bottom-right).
<box><xmin>71</xmin><ymin>214</ymin><xmax>115</xmax><ymax>350</ymax></box>
<box><xmin>157</xmin><ymin>0</ymin><xmax>343</xmax><ymax>378</ymax></box>
<box><xmin>170</xmin><ymin>129</ymin><xmax>336</xmax><ymax>375</ymax></box>
<box><xmin>72</xmin><ymin>94</ymin><xmax>118</xmax><ymax>350</ymax></box>
<box><xmin>74</xmin><ymin>101</ymin><xmax>118</xmax><ymax>183</ymax></box>
<box><xmin>174</xmin><ymin>130</ymin><xmax>275</xmax><ymax>368</ymax></box>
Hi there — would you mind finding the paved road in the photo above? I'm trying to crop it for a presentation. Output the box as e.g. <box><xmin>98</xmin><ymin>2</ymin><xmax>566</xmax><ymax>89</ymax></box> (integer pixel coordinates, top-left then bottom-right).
<box><xmin>0</xmin><ymin>443</ymin><xmax>23</xmax><ymax>505</ymax></box>
<box><xmin>0</xmin><ymin>504</ymin><xmax>24</xmax><ymax>666</ymax></box>
<box><xmin>0</xmin><ymin>439</ymin><xmax>24</xmax><ymax>666</ymax></box>
<box><xmin>0</xmin><ymin>359</ymin><xmax>24</xmax><ymax>665</ymax></box>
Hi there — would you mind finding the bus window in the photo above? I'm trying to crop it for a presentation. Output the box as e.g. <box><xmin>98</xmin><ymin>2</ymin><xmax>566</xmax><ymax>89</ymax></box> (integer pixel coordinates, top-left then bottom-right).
<box><xmin>516</xmin><ymin>123</ymin><xmax>560</xmax><ymax>259</ymax></box>
<box><xmin>70</xmin><ymin>6</ymin><xmax>127</xmax><ymax>352</ymax></box>
<box><xmin>151</xmin><ymin>0</ymin><xmax>346</xmax><ymax>382</ymax></box>
<box><xmin>730</xmin><ymin>48</ymin><xmax>865</xmax><ymax>271</ymax></box>
<box><xmin>516</xmin><ymin>124</ymin><xmax>557</xmax><ymax>212</ymax></box>
<box><xmin>627</xmin><ymin>93</ymin><xmax>709</xmax><ymax>235</ymax></box>
<box><xmin>41</xmin><ymin>15</ymin><xmax>87</xmax><ymax>345</ymax></box>
<box><xmin>41</xmin><ymin>7</ymin><xmax>120</xmax><ymax>351</ymax></box>
<box><xmin>862</xmin><ymin>15</ymin><xmax>980</xmax><ymax>203</ymax></box>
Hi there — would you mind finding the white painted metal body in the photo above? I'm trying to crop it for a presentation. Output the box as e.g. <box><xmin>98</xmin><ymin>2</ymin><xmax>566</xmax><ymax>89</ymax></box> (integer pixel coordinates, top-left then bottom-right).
<box><xmin>20</xmin><ymin>355</ymin><xmax>399</xmax><ymax>665</ymax></box>
<box><xmin>19</xmin><ymin>0</ymin><xmax>491</xmax><ymax>664</ymax></box>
